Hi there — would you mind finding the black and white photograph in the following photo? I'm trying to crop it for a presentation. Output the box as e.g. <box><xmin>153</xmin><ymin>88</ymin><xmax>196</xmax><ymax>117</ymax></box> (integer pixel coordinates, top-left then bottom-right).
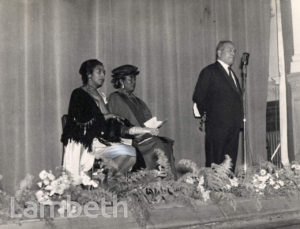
<box><xmin>1</xmin><ymin>0</ymin><xmax>300</xmax><ymax>228</ymax></box>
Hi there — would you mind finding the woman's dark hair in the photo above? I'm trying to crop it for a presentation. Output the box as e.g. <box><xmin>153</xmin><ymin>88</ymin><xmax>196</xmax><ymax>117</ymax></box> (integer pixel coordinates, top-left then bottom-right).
<box><xmin>111</xmin><ymin>64</ymin><xmax>139</xmax><ymax>89</ymax></box>
<box><xmin>79</xmin><ymin>59</ymin><xmax>103</xmax><ymax>84</ymax></box>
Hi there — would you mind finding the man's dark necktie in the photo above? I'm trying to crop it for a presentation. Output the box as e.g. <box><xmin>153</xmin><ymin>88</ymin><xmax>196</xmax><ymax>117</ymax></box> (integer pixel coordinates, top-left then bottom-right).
<box><xmin>228</xmin><ymin>67</ymin><xmax>237</xmax><ymax>88</ymax></box>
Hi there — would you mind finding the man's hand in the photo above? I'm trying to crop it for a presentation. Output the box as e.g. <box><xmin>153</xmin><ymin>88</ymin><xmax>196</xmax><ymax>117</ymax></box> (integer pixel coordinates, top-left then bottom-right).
<box><xmin>199</xmin><ymin>113</ymin><xmax>206</xmax><ymax>132</ymax></box>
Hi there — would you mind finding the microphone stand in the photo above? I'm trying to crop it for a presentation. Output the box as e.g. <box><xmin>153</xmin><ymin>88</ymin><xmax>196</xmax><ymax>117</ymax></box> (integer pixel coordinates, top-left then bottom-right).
<box><xmin>242</xmin><ymin>63</ymin><xmax>247</xmax><ymax>173</ymax></box>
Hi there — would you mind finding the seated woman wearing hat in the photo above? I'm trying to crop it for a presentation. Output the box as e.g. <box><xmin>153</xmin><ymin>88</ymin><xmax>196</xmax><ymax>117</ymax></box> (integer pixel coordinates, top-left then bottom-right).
<box><xmin>107</xmin><ymin>65</ymin><xmax>176</xmax><ymax>177</ymax></box>
<box><xmin>61</xmin><ymin>59</ymin><xmax>158</xmax><ymax>184</ymax></box>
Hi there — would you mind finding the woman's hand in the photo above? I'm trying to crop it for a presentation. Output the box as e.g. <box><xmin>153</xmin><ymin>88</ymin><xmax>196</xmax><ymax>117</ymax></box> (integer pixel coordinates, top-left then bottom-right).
<box><xmin>128</xmin><ymin>127</ymin><xmax>159</xmax><ymax>136</ymax></box>
<box><xmin>144</xmin><ymin>127</ymin><xmax>159</xmax><ymax>136</ymax></box>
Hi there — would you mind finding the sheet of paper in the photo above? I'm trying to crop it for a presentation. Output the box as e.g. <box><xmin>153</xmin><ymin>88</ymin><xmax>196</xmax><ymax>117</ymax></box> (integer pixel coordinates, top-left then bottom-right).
<box><xmin>193</xmin><ymin>103</ymin><xmax>201</xmax><ymax>118</ymax></box>
<box><xmin>144</xmin><ymin>116</ymin><xmax>166</xmax><ymax>129</ymax></box>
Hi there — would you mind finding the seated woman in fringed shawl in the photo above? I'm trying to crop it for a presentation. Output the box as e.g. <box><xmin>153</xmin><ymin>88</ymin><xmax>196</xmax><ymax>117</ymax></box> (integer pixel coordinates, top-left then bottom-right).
<box><xmin>107</xmin><ymin>65</ymin><xmax>177</xmax><ymax>178</ymax></box>
<box><xmin>61</xmin><ymin>59</ymin><xmax>159</xmax><ymax>184</ymax></box>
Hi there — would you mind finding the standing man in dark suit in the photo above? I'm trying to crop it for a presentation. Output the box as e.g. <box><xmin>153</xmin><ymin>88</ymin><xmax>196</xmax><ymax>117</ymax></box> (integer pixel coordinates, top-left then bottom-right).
<box><xmin>193</xmin><ymin>40</ymin><xmax>243</xmax><ymax>172</ymax></box>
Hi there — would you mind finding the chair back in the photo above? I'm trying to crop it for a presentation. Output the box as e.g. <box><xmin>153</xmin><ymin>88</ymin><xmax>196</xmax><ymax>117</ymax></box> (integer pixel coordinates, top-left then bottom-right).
<box><xmin>61</xmin><ymin>114</ymin><xmax>68</xmax><ymax>129</ymax></box>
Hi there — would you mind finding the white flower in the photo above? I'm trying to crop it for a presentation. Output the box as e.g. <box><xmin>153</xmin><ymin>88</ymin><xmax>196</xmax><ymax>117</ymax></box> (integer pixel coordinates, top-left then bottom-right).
<box><xmin>230</xmin><ymin>177</ymin><xmax>239</xmax><ymax>187</ymax></box>
<box><xmin>253</xmin><ymin>174</ymin><xmax>259</xmax><ymax>183</ymax></box>
<box><xmin>90</xmin><ymin>180</ymin><xmax>99</xmax><ymax>188</ymax></box>
<box><xmin>185</xmin><ymin>177</ymin><xmax>194</xmax><ymax>184</ymax></box>
<box><xmin>198</xmin><ymin>176</ymin><xmax>204</xmax><ymax>185</ymax></box>
<box><xmin>44</xmin><ymin>185</ymin><xmax>53</xmax><ymax>191</ymax></box>
<box><xmin>260</xmin><ymin>169</ymin><xmax>267</xmax><ymax>176</ymax></box>
<box><xmin>196</xmin><ymin>182</ymin><xmax>210</xmax><ymax>201</ymax></box>
<box><xmin>49</xmin><ymin>190</ymin><xmax>55</xmax><ymax>196</ymax></box>
<box><xmin>196</xmin><ymin>183</ymin><xmax>204</xmax><ymax>192</ymax></box>
<box><xmin>43</xmin><ymin>178</ymin><xmax>50</xmax><ymax>185</ymax></box>
<box><xmin>258</xmin><ymin>174</ymin><xmax>270</xmax><ymax>183</ymax></box>
<box><xmin>56</xmin><ymin>186</ymin><xmax>65</xmax><ymax>195</ymax></box>
<box><xmin>278</xmin><ymin>180</ymin><xmax>284</xmax><ymax>186</ymax></box>
<box><xmin>258</xmin><ymin>183</ymin><xmax>266</xmax><ymax>190</ymax></box>
<box><xmin>274</xmin><ymin>184</ymin><xmax>280</xmax><ymax>189</ymax></box>
<box><xmin>47</xmin><ymin>173</ymin><xmax>55</xmax><ymax>181</ymax></box>
<box><xmin>51</xmin><ymin>179</ymin><xmax>59</xmax><ymax>187</ymax></box>
<box><xmin>61</xmin><ymin>173</ymin><xmax>69</xmax><ymax>180</ymax></box>
<box><xmin>275</xmin><ymin>172</ymin><xmax>279</xmax><ymax>178</ymax></box>
<box><xmin>225</xmin><ymin>184</ymin><xmax>231</xmax><ymax>190</ymax></box>
<box><xmin>269</xmin><ymin>178</ymin><xmax>275</xmax><ymax>185</ymax></box>
<box><xmin>39</xmin><ymin>170</ymin><xmax>48</xmax><ymax>180</ymax></box>
<box><xmin>43</xmin><ymin>176</ymin><xmax>70</xmax><ymax>196</ymax></box>
<box><xmin>37</xmin><ymin>181</ymin><xmax>43</xmax><ymax>188</ymax></box>
<box><xmin>202</xmin><ymin>190</ymin><xmax>210</xmax><ymax>202</ymax></box>
<box><xmin>35</xmin><ymin>190</ymin><xmax>44</xmax><ymax>200</ymax></box>
<box><xmin>35</xmin><ymin>190</ymin><xmax>53</xmax><ymax>205</ymax></box>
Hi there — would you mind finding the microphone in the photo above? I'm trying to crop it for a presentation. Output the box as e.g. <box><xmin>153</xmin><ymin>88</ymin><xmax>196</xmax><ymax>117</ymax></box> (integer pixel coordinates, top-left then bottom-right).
<box><xmin>241</xmin><ymin>52</ymin><xmax>250</xmax><ymax>65</ymax></box>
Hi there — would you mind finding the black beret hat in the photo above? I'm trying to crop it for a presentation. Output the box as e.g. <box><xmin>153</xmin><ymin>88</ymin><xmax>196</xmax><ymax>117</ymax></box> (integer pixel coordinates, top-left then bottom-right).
<box><xmin>111</xmin><ymin>64</ymin><xmax>139</xmax><ymax>79</ymax></box>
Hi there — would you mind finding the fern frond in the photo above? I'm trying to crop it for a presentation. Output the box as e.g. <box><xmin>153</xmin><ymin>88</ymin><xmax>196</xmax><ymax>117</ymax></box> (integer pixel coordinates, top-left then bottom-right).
<box><xmin>155</xmin><ymin>148</ymin><xmax>170</xmax><ymax>171</ymax></box>
<box><xmin>212</xmin><ymin>155</ymin><xmax>232</xmax><ymax>176</ymax></box>
<box><xmin>176</xmin><ymin>159</ymin><xmax>200</xmax><ymax>175</ymax></box>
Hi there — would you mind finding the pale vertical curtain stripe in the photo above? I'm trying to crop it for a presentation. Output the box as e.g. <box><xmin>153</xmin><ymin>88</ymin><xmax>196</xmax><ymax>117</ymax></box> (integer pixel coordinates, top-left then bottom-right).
<box><xmin>24</xmin><ymin>0</ymin><xmax>29</xmax><ymax>174</ymax></box>
<box><xmin>54</xmin><ymin>0</ymin><xmax>62</xmax><ymax>138</ymax></box>
<box><xmin>228</xmin><ymin>0</ymin><xmax>232</xmax><ymax>40</ymax></box>
<box><xmin>95</xmin><ymin>0</ymin><xmax>100</xmax><ymax>59</ymax></box>
<box><xmin>38</xmin><ymin>0</ymin><xmax>46</xmax><ymax>171</ymax></box>
<box><xmin>244</xmin><ymin>0</ymin><xmax>249</xmax><ymax>46</ymax></box>
<box><xmin>0</xmin><ymin>0</ymin><xmax>270</xmax><ymax>193</ymax></box>
<box><xmin>137</xmin><ymin>0</ymin><xmax>147</xmax><ymax>100</ymax></box>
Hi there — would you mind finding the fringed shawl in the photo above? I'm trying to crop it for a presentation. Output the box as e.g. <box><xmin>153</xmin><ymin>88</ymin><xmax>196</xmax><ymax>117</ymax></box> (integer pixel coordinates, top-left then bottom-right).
<box><xmin>61</xmin><ymin>88</ymin><xmax>130</xmax><ymax>151</ymax></box>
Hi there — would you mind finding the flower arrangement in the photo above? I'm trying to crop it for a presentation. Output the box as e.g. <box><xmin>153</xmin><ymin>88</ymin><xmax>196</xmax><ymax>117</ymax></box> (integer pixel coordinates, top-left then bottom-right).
<box><xmin>1</xmin><ymin>157</ymin><xmax>300</xmax><ymax>227</ymax></box>
<box><xmin>35</xmin><ymin>170</ymin><xmax>71</xmax><ymax>205</ymax></box>
<box><xmin>250</xmin><ymin>169</ymin><xmax>283</xmax><ymax>194</ymax></box>
<box><xmin>238</xmin><ymin>161</ymin><xmax>300</xmax><ymax>199</ymax></box>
